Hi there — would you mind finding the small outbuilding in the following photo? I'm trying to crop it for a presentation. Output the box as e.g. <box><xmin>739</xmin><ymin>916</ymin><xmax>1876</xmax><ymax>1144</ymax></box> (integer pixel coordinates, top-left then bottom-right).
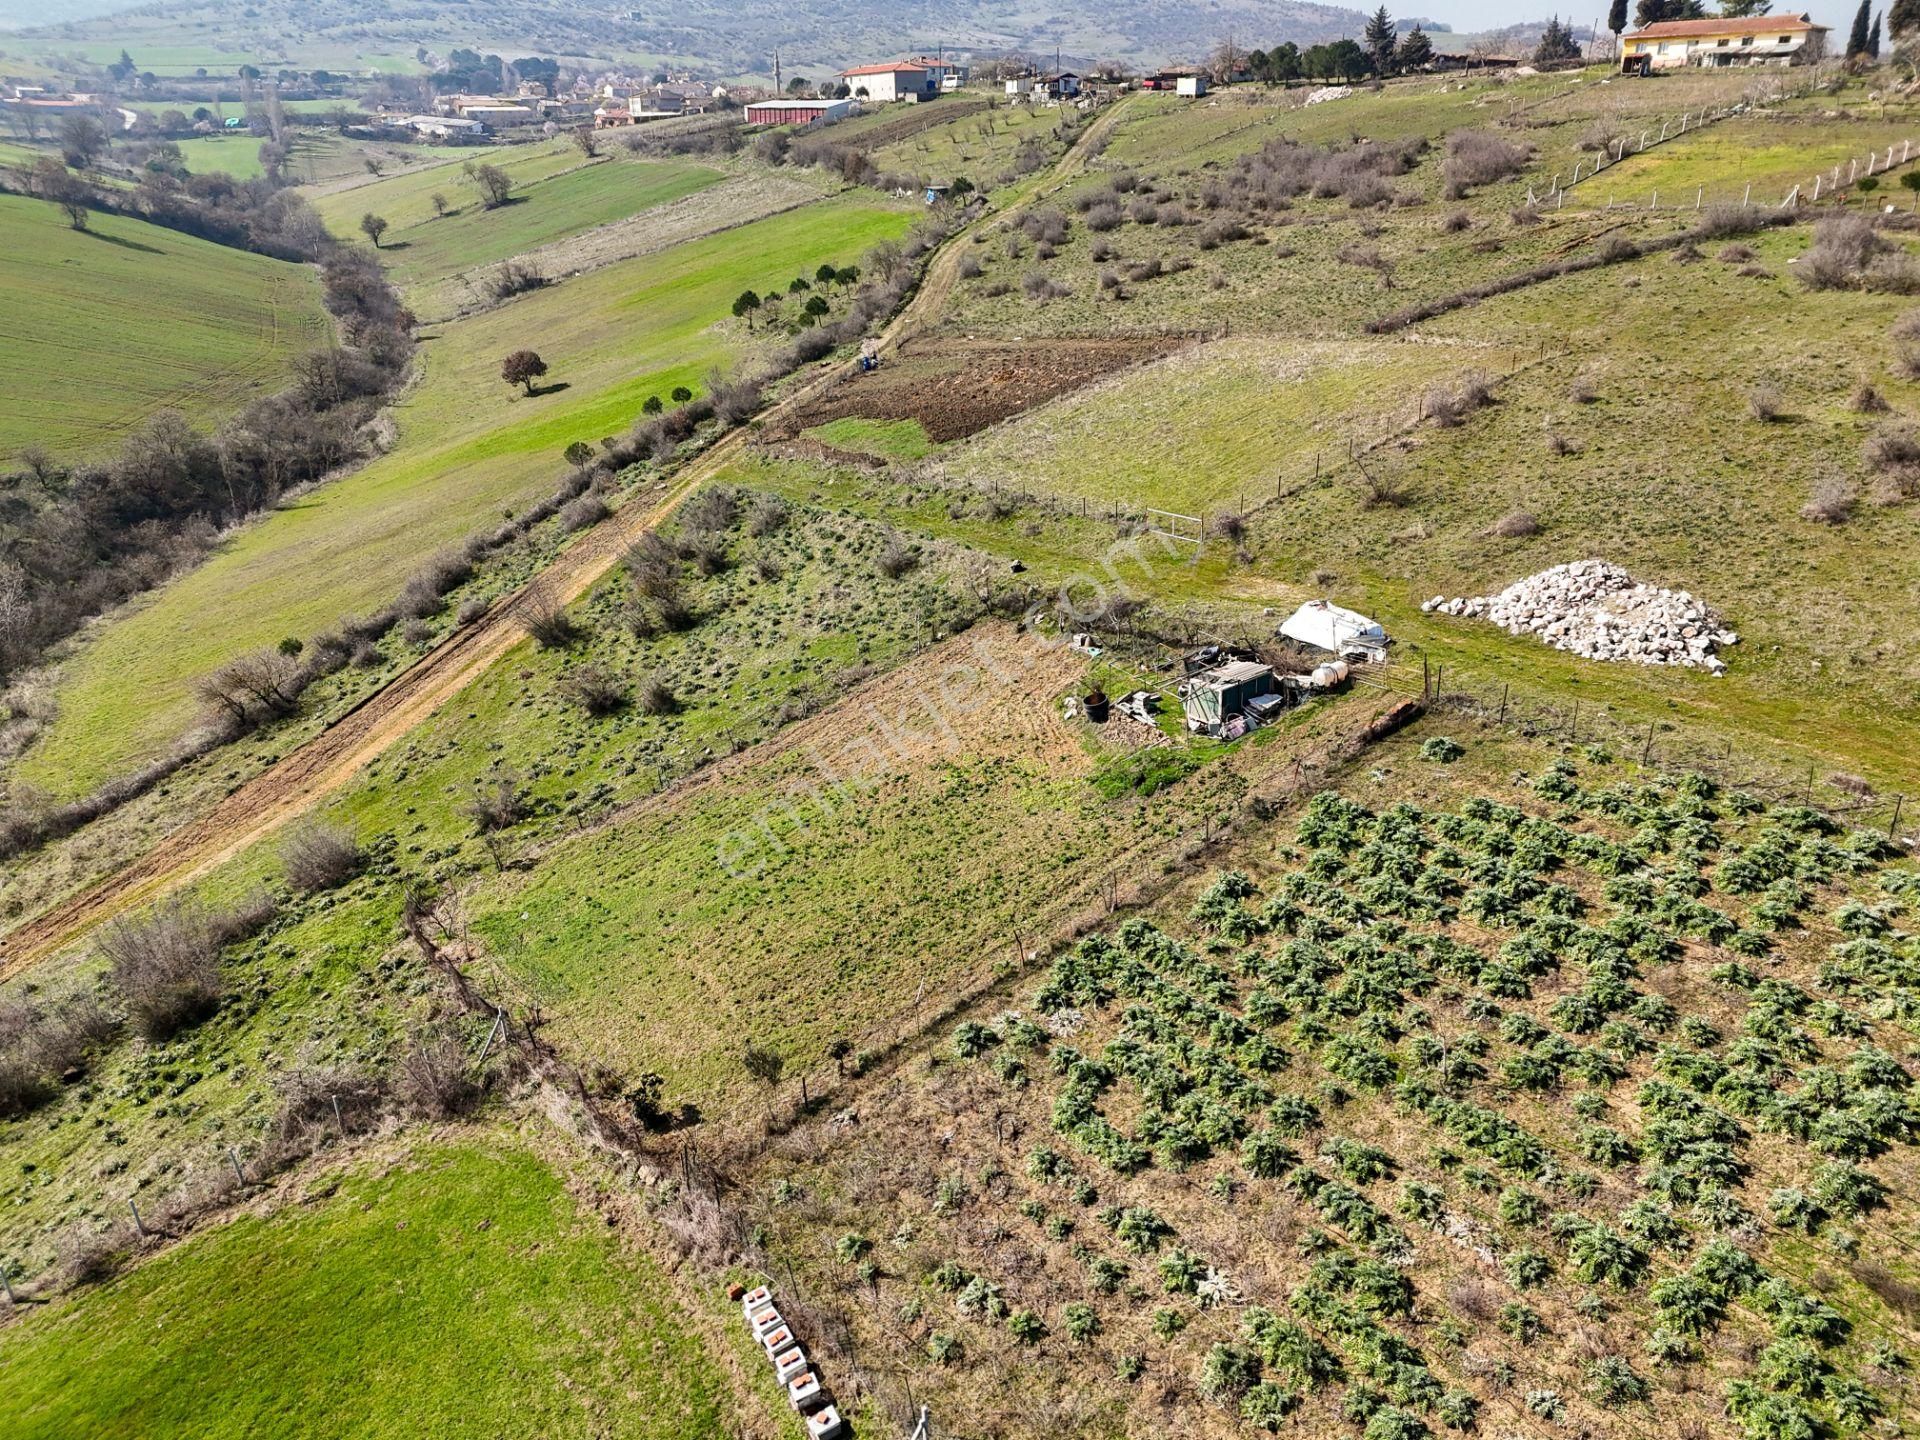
<box><xmin>743</xmin><ymin>97</ymin><xmax>854</xmax><ymax>127</ymax></box>
<box><xmin>1280</xmin><ymin>600</ymin><xmax>1389</xmax><ymax>661</ymax></box>
<box><xmin>1181</xmin><ymin>660</ymin><xmax>1275</xmax><ymax>735</ymax></box>
<box><xmin>1176</xmin><ymin>75</ymin><xmax>1209</xmax><ymax>97</ymax></box>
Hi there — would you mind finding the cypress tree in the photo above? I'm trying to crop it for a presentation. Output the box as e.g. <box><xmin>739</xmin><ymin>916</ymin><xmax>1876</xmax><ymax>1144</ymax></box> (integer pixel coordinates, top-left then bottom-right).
<box><xmin>1869</xmin><ymin>9</ymin><xmax>1884</xmax><ymax>55</ymax></box>
<box><xmin>1848</xmin><ymin>0</ymin><xmax>1872</xmax><ymax>56</ymax></box>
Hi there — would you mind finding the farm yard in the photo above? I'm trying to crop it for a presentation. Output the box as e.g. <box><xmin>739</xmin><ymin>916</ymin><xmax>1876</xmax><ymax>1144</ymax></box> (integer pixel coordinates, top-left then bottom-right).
<box><xmin>13</xmin><ymin>47</ymin><xmax>1920</xmax><ymax>1440</ymax></box>
<box><xmin>0</xmin><ymin>193</ymin><xmax>329</xmax><ymax>461</ymax></box>
<box><xmin>457</xmin><ymin>619</ymin><xmax>1359</xmax><ymax>1107</ymax></box>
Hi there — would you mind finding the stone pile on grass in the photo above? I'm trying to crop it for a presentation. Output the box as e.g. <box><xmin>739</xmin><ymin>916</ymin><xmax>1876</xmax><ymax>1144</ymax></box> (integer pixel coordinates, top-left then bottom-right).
<box><xmin>1422</xmin><ymin>559</ymin><xmax>1737</xmax><ymax>675</ymax></box>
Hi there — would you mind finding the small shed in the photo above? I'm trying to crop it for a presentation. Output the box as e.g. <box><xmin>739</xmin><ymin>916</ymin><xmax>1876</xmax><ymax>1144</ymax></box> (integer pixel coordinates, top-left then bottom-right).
<box><xmin>1176</xmin><ymin>75</ymin><xmax>1209</xmax><ymax>97</ymax></box>
<box><xmin>1182</xmin><ymin>660</ymin><xmax>1275</xmax><ymax>734</ymax></box>
<box><xmin>1280</xmin><ymin>600</ymin><xmax>1388</xmax><ymax>660</ymax></box>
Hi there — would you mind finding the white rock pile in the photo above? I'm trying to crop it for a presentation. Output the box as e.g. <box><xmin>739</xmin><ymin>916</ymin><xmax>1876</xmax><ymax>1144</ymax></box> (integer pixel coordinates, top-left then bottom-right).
<box><xmin>1304</xmin><ymin>85</ymin><xmax>1352</xmax><ymax>105</ymax></box>
<box><xmin>1422</xmin><ymin>559</ymin><xmax>1737</xmax><ymax>676</ymax></box>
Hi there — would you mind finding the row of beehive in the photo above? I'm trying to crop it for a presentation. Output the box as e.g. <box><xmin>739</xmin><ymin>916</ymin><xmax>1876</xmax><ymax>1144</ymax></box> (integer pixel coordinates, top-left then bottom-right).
<box><xmin>739</xmin><ymin>1283</ymin><xmax>844</xmax><ymax>1438</ymax></box>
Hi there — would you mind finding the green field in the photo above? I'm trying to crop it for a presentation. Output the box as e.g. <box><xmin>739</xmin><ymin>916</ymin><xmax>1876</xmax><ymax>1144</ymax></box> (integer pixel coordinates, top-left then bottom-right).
<box><xmin>346</xmin><ymin>157</ymin><xmax>723</xmax><ymax>305</ymax></box>
<box><xmin>1580</xmin><ymin>115</ymin><xmax>1920</xmax><ymax>209</ymax></box>
<box><xmin>167</xmin><ymin>129</ymin><xmax>441</xmax><ymax>185</ymax></box>
<box><xmin>0</xmin><ymin>1138</ymin><xmax>728</xmax><ymax>1440</ymax></box>
<box><xmin>944</xmin><ymin>336</ymin><xmax>1474</xmax><ymax>515</ymax></box>
<box><xmin>0</xmin><ymin>193</ymin><xmax>329</xmax><ymax>462</ymax></box>
<box><xmin>309</xmin><ymin>139</ymin><xmax>591</xmax><ymax>234</ymax></box>
<box><xmin>804</xmin><ymin>415</ymin><xmax>935</xmax><ymax>460</ymax></box>
<box><xmin>20</xmin><ymin>198</ymin><xmax>913</xmax><ymax>795</ymax></box>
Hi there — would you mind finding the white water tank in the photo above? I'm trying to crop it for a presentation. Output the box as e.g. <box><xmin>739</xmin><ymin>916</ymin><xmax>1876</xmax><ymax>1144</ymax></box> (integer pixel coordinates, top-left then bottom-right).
<box><xmin>1310</xmin><ymin>660</ymin><xmax>1350</xmax><ymax>689</ymax></box>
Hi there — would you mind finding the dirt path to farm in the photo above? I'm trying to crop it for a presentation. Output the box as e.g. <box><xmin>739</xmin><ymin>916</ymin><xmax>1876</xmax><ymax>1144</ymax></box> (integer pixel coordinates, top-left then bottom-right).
<box><xmin>0</xmin><ymin>99</ymin><xmax>1137</xmax><ymax>977</ymax></box>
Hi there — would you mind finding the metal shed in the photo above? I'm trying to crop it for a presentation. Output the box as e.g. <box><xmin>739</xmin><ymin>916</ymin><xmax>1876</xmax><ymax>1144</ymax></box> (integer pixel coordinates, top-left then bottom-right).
<box><xmin>1181</xmin><ymin>660</ymin><xmax>1275</xmax><ymax>733</ymax></box>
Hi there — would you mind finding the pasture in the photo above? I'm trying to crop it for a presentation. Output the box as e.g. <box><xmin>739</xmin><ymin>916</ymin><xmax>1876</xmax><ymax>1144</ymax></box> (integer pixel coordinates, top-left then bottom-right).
<box><xmin>0</xmin><ymin>1138</ymin><xmax>728</xmax><ymax>1440</ymax></box>
<box><xmin>942</xmin><ymin>336</ymin><xmax>1478</xmax><ymax>516</ymax></box>
<box><xmin>0</xmin><ymin>193</ymin><xmax>329</xmax><ymax>462</ymax></box>
<box><xmin>347</xmin><ymin>157</ymin><xmax>724</xmax><ymax>307</ymax></box>
<box><xmin>1578</xmin><ymin>115</ymin><xmax>1920</xmax><ymax>208</ymax></box>
<box><xmin>308</xmin><ymin>139</ymin><xmax>591</xmax><ymax>234</ymax></box>
<box><xmin>18</xmin><ymin>198</ymin><xmax>914</xmax><ymax>795</ymax></box>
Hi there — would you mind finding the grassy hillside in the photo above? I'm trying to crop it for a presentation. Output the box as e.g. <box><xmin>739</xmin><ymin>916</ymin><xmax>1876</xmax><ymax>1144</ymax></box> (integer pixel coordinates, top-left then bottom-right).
<box><xmin>13</xmin><ymin>63</ymin><xmax>1920</xmax><ymax>1440</ymax></box>
<box><xmin>308</xmin><ymin>139</ymin><xmax>593</xmax><ymax>234</ymax></box>
<box><xmin>0</xmin><ymin>1138</ymin><xmax>728</xmax><ymax>1440</ymax></box>
<box><xmin>343</xmin><ymin>156</ymin><xmax>724</xmax><ymax>307</ymax></box>
<box><xmin>19</xmin><ymin>197</ymin><xmax>912</xmax><ymax>795</ymax></box>
<box><xmin>0</xmin><ymin>193</ymin><xmax>329</xmax><ymax>462</ymax></box>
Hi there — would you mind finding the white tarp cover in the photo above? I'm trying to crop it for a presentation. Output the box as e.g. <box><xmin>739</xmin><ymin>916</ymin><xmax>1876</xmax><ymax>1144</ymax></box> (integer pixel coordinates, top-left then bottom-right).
<box><xmin>1280</xmin><ymin>600</ymin><xmax>1387</xmax><ymax>655</ymax></box>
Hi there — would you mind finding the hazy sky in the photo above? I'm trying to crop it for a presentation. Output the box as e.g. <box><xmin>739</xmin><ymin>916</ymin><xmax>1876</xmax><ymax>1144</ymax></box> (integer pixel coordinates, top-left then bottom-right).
<box><xmin>1417</xmin><ymin>0</ymin><xmax>1842</xmax><ymax>35</ymax></box>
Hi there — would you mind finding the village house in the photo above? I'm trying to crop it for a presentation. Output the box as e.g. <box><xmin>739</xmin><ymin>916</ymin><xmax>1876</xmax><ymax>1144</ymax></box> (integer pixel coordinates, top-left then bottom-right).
<box><xmin>838</xmin><ymin>62</ymin><xmax>938</xmax><ymax>102</ymax></box>
<box><xmin>902</xmin><ymin>55</ymin><xmax>970</xmax><ymax>90</ymax></box>
<box><xmin>1620</xmin><ymin>12</ymin><xmax>1828</xmax><ymax>72</ymax></box>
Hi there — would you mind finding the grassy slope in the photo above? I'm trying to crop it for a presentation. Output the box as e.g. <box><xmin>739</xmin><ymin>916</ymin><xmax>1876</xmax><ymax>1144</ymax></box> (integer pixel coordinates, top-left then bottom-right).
<box><xmin>0</xmin><ymin>1137</ymin><xmax>728</xmax><ymax>1440</ymax></box>
<box><xmin>309</xmin><ymin>139</ymin><xmax>591</xmax><ymax>235</ymax></box>
<box><xmin>1577</xmin><ymin>114</ymin><xmax>1920</xmax><ymax>208</ymax></box>
<box><xmin>0</xmin><ymin>193</ymin><xmax>329</xmax><ymax>462</ymax></box>
<box><xmin>943</xmin><ymin>336</ymin><xmax>1474</xmax><ymax>515</ymax></box>
<box><xmin>354</xmin><ymin>158</ymin><xmax>723</xmax><ymax>305</ymax></box>
<box><xmin>22</xmin><ymin>198</ymin><xmax>912</xmax><ymax>796</ymax></box>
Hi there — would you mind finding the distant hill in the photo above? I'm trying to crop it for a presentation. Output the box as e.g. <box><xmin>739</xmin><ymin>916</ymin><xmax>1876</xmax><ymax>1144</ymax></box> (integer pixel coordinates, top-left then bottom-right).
<box><xmin>7</xmin><ymin>0</ymin><xmax>1443</xmax><ymax>77</ymax></box>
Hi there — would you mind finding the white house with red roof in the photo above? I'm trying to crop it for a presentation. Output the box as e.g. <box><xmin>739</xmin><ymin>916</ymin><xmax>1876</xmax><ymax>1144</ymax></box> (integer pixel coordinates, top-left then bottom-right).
<box><xmin>838</xmin><ymin>61</ymin><xmax>939</xmax><ymax>101</ymax></box>
<box><xmin>1620</xmin><ymin>12</ymin><xmax>1828</xmax><ymax>71</ymax></box>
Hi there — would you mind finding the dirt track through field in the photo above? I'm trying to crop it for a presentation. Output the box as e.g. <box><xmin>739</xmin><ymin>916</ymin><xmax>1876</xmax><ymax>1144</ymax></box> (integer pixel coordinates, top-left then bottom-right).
<box><xmin>0</xmin><ymin>98</ymin><xmax>1136</xmax><ymax>977</ymax></box>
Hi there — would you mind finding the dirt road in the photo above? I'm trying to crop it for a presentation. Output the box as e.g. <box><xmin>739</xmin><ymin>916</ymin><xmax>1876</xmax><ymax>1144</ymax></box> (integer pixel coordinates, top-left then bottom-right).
<box><xmin>0</xmin><ymin>100</ymin><xmax>1134</xmax><ymax>977</ymax></box>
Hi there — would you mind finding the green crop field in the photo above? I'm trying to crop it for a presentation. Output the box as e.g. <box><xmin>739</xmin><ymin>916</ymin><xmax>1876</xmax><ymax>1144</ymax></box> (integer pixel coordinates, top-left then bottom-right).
<box><xmin>0</xmin><ymin>193</ymin><xmax>329</xmax><ymax>463</ymax></box>
<box><xmin>309</xmin><ymin>139</ymin><xmax>593</xmax><ymax>234</ymax></box>
<box><xmin>347</xmin><ymin>157</ymin><xmax>724</xmax><ymax>305</ymax></box>
<box><xmin>19</xmin><ymin>198</ymin><xmax>913</xmax><ymax>795</ymax></box>
<box><xmin>1581</xmin><ymin>116</ymin><xmax>1920</xmax><ymax>209</ymax></box>
<box><xmin>0</xmin><ymin>1138</ymin><xmax>728</xmax><ymax>1440</ymax></box>
<box><xmin>944</xmin><ymin>336</ymin><xmax>1475</xmax><ymax>515</ymax></box>
<box><xmin>804</xmin><ymin>415</ymin><xmax>936</xmax><ymax>459</ymax></box>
